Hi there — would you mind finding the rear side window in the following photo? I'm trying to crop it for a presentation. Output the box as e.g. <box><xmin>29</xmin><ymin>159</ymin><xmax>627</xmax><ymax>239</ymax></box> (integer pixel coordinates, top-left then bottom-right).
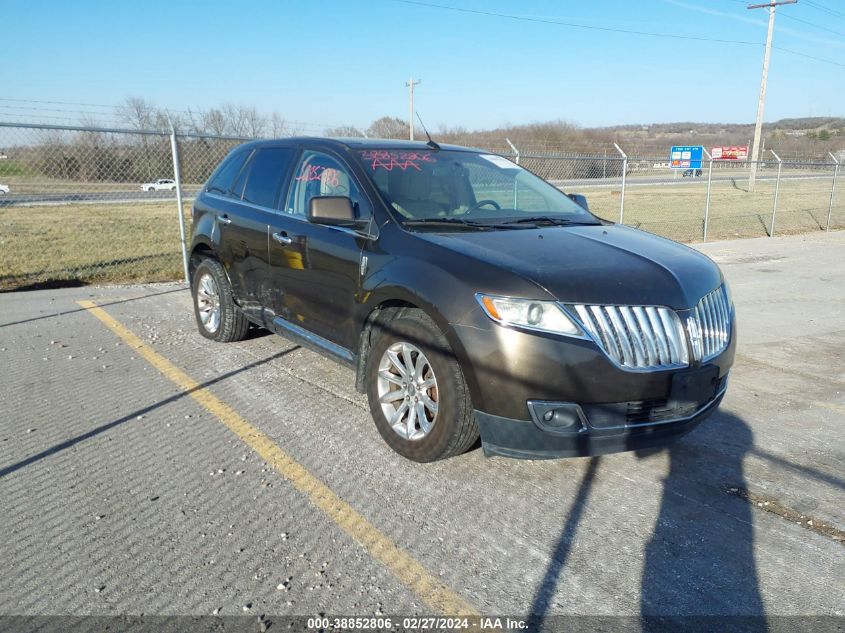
<box><xmin>207</xmin><ymin>149</ymin><xmax>249</xmax><ymax>195</ymax></box>
<box><xmin>241</xmin><ymin>147</ymin><xmax>296</xmax><ymax>209</ymax></box>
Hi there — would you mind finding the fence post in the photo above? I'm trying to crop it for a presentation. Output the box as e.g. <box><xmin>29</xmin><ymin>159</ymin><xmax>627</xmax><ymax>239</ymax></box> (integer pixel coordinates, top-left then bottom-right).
<box><xmin>505</xmin><ymin>137</ymin><xmax>520</xmax><ymax>165</ymax></box>
<box><xmin>614</xmin><ymin>143</ymin><xmax>627</xmax><ymax>224</ymax></box>
<box><xmin>827</xmin><ymin>152</ymin><xmax>839</xmax><ymax>232</ymax></box>
<box><xmin>168</xmin><ymin>120</ymin><xmax>190</xmax><ymax>284</ymax></box>
<box><xmin>769</xmin><ymin>149</ymin><xmax>782</xmax><ymax>237</ymax></box>
<box><xmin>703</xmin><ymin>149</ymin><xmax>713</xmax><ymax>242</ymax></box>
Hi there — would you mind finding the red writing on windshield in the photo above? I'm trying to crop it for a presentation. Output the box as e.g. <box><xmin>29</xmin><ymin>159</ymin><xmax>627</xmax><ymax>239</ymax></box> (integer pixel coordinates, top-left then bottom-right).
<box><xmin>359</xmin><ymin>150</ymin><xmax>436</xmax><ymax>171</ymax></box>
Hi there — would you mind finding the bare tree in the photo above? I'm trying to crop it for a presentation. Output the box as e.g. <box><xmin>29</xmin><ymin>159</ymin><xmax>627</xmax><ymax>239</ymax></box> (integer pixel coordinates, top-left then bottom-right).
<box><xmin>218</xmin><ymin>104</ymin><xmax>266</xmax><ymax>137</ymax></box>
<box><xmin>119</xmin><ymin>96</ymin><xmax>161</xmax><ymax>130</ymax></box>
<box><xmin>202</xmin><ymin>108</ymin><xmax>228</xmax><ymax>136</ymax></box>
<box><xmin>366</xmin><ymin>116</ymin><xmax>409</xmax><ymax>139</ymax></box>
<box><xmin>153</xmin><ymin>109</ymin><xmax>183</xmax><ymax>132</ymax></box>
<box><xmin>325</xmin><ymin>125</ymin><xmax>365</xmax><ymax>138</ymax></box>
<box><xmin>242</xmin><ymin>105</ymin><xmax>268</xmax><ymax>138</ymax></box>
<box><xmin>270</xmin><ymin>112</ymin><xmax>290</xmax><ymax>138</ymax></box>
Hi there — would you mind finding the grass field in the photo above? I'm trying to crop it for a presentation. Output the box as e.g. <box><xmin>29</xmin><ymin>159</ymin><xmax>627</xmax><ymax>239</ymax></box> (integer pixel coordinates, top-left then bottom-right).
<box><xmin>1</xmin><ymin>176</ymin><xmax>843</xmax><ymax>291</ymax></box>
<box><xmin>584</xmin><ymin>176</ymin><xmax>844</xmax><ymax>242</ymax></box>
<box><xmin>0</xmin><ymin>202</ymin><xmax>189</xmax><ymax>291</ymax></box>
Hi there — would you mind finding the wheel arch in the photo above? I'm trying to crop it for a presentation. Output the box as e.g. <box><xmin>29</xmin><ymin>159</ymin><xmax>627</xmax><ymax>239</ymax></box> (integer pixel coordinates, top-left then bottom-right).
<box><xmin>354</xmin><ymin>294</ymin><xmax>481</xmax><ymax>406</ymax></box>
<box><xmin>189</xmin><ymin>241</ymin><xmax>237</xmax><ymax>298</ymax></box>
<box><xmin>189</xmin><ymin>241</ymin><xmax>216</xmax><ymax>282</ymax></box>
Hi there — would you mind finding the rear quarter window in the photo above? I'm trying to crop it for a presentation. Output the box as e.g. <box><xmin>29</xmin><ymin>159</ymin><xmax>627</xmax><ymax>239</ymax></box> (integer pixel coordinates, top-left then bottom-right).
<box><xmin>241</xmin><ymin>147</ymin><xmax>297</xmax><ymax>209</ymax></box>
<box><xmin>207</xmin><ymin>149</ymin><xmax>250</xmax><ymax>195</ymax></box>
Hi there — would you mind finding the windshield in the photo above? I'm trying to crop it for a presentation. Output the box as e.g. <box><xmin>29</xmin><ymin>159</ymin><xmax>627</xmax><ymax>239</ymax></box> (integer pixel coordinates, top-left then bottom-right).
<box><xmin>354</xmin><ymin>149</ymin><xmax>598</xmax><ymax>226</ymax></box>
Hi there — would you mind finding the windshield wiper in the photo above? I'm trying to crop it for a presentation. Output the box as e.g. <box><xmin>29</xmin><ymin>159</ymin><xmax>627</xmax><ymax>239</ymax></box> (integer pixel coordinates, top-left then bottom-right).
<box><xmin>500</xmin><ymin>216</ymin><xmax>600</xmax><ymax>226</ymax></box>
<box><xmin>402</xmin><ymin>217</ymin><xmax>522</xmax><ymax>230</ymax></box>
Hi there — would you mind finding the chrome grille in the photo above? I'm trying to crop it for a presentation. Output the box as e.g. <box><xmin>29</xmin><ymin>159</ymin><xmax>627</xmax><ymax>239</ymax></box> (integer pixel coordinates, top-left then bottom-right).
<box><xmin>571</xmin><ymin>304</ymin><xmax>689</xmax><ymax>369</ymax></box>
<box><xmin>688</xmin><ymin>286</ymin><xmax>731</xmax><ymax>361</ymax></box>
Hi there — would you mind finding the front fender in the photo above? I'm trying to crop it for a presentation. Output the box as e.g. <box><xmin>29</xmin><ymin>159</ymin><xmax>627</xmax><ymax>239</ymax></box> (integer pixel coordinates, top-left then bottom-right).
<box><xmin>357</xmin><ymin>257</ymin><xmax>483</xmax><ymax>407</ymax></box>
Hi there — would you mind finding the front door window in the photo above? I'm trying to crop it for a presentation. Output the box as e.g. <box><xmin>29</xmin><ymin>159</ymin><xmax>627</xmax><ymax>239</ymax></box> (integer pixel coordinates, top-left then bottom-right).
<box><xmin>285</xmin><ymin>151</ymin><xmax>369</xmax><ymax>219</ymax></box>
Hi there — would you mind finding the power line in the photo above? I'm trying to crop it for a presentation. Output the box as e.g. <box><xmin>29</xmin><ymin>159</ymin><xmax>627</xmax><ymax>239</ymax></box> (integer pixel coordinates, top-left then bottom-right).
<box><xmin>391</xmin><ymin>0</ymin><xmax>845</xmax><ymax>68</ymax></box>
<box><xmin>772</xmin><ymin>45</ymin><xmax>845</xmax><ymax>67</ymax></box>
<box><xmin>0</xmin><ymin>104</ymin><xmax>125</xmax><ymax>118</ymax></box>
<box><xmin>778</xmin><ymin>12</ymin><xmax>845</xmax><ymax>38</ymax></box>
<box><xmin>804</xmin><ymin>0</ymin><xmax>845</xmax><ymax>21</ymax></box>
<box><xmin>0</xmin><ymin>97</ymin><xmax>120</xmax><ymax>109</ymax></box>
<box><xmin>392</xmin><ymin>0</ymin><xmax>763</xmax><ymax>45</ymax></box>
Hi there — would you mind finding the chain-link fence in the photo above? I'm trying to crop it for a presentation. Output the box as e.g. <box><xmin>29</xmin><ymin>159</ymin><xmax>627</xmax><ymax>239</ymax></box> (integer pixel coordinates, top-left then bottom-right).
<box><xmin>0</xmin><ymin>123</ymin><xmax>247</xmax><ymax>290</ymax></box>
<box><xmin>0</xmin><ymin>121</ymin><xmax>842</xmax><ymax>291</ymax></box>
<box><xmin>505</xmin><ymin>150</ymin><xmax>843</xmax><ymax>243</ymax></box>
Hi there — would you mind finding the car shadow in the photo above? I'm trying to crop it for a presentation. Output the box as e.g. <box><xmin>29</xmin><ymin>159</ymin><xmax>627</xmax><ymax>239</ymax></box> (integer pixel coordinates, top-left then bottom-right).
<box><xmin>525</xmin><ymin>412</ymin><xmax>768</xmax><ymax>632</ymax></box>
<box><xmin>0</xmin><ymin>286</ymin><xmax>187</xmax><ymax>329</ymax></box>
<box><xmin>0</xmin><ymin>346</ymin><xmax>299</xmax><ymax>479</ymax></box>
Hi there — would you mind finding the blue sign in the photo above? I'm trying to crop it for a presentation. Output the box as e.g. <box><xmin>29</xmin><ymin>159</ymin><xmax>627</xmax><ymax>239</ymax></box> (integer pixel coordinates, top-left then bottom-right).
<box><xmin>670</xmin><ymin>145</ymin><xmax>703</xmax><ymax>170</ymax></box>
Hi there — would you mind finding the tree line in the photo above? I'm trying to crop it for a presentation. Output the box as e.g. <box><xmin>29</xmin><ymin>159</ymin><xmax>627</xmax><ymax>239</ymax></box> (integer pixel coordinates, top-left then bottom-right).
<box><xmin>3</xmin><ymin>96</ymin><xmax>841</xmax><ymax>186</ymax></box>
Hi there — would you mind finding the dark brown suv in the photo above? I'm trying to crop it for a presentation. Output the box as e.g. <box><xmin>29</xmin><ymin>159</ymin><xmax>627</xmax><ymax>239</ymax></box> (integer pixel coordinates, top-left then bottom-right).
<box><xmin>189</xmin><ymin>138</ymin><xmax>735</xmax><ymax>462</ymax></box>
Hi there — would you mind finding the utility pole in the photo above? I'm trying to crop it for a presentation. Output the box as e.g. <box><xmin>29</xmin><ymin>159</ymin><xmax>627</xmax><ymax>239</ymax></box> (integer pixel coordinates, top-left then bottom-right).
<box><xmin>405</xmin><ymin>77</ymin><xmax>421</xmax><ymax>141</ymax></box>
<box><xmin>747</xmin><ymin>0</ymin><xmax>796</xmax><ymax>192</ymax></box>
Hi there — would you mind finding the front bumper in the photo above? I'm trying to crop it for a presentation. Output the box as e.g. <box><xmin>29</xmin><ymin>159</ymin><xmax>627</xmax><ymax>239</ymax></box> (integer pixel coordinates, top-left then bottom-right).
<box><xmin>450</xmin><ymin>298</ymin><xmax>735</xmax><ymax>459</ymax></box>
<box><xmin>451</xmin><ymin>308</ymin><xmax>736</xmax><ymax>422</ymax></box>
<box><xmin>476</xmin><ymin>378</ymin><xmax>728</xmax><ymax>459</ymax></box>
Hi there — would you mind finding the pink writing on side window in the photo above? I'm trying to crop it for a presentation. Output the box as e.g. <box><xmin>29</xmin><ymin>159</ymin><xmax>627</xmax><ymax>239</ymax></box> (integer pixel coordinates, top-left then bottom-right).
<box><xmin>296</xmin><ymin>164</ymin><xmax>340</xmax><ymax>186</ymax></box>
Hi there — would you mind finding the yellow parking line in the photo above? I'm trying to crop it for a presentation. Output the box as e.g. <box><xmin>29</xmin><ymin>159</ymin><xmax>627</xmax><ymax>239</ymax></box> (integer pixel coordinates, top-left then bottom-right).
<box><xmin>77</xmin><ymin>300</ymin><xmax>478</xmax><ymax>616</ymax></box>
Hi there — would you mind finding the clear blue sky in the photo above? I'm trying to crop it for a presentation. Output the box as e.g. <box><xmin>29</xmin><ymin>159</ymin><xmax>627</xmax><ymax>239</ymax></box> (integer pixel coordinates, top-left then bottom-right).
<box><xmin>4</xmin><ymin>0</ymin><xmax>843</xmax><ymax>130</ymax></box>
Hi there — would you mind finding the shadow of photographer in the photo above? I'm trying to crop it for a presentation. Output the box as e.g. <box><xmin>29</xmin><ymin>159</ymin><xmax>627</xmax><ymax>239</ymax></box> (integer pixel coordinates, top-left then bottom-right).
<box><xmin>525</xmin><ymin>411</ymin><xmax>768</xmax><ymax>632</ymax></box>
<box><xmin>639</xmin><ymin>411</ymin><xmax>767</xmax><ymax>632</ymax></box>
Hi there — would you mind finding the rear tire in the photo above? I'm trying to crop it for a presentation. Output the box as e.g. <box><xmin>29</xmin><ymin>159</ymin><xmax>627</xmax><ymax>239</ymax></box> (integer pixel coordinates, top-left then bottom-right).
<box><xmin>365</xmin><ymin>310</ymin><xmax>478</xmax><ymax>462</ymax></box>
<box><xmin>191</xmin><ymin>258</ymin><xmax>250</xmax><ymax>343</ymax></box>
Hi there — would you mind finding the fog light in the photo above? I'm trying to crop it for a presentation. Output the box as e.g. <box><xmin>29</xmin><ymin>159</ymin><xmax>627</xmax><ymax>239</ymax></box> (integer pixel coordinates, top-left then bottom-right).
<box><xmin>528</xmin><ymin>401</ymin><xmax>587</xmax><ymax>436</ymax></box>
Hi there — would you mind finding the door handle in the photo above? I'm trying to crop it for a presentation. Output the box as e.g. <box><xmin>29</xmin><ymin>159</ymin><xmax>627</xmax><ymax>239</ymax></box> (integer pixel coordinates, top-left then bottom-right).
<box><xmin>218</xmin><ymin>215</ymin><xmax>232</xmax><ymax>225</ymax></box>
<box><xmin>272</xmin><ymin>231</ymin><xmax>293</xmax><ymax>245</ymax></box>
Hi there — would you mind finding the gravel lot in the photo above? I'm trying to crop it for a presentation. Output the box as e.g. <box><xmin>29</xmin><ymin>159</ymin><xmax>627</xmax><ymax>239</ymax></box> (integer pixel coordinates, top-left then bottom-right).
<box><xmin>1</xmin><ymin>231</ymin><xmax>843</xmax><ymax>625</ymax></box>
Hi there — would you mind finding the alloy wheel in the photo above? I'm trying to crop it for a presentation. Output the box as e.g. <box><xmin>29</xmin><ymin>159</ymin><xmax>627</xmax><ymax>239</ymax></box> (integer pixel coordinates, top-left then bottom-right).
<box><xmin>376</xmin><ymin>342</ymin><xmax>439</xmax><ymax>440</ymax></box>
<box><xmin>196</xmin><ymin>272</ymin><xmax>221</xmax><ymax>333</ymax></box>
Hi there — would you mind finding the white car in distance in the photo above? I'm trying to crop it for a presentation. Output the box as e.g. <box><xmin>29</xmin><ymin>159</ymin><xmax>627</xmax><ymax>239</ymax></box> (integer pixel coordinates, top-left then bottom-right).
<box><xmin>142</xmin><ymin>179</ymin><xmax>176</xmax><ymax>192</ymax></box>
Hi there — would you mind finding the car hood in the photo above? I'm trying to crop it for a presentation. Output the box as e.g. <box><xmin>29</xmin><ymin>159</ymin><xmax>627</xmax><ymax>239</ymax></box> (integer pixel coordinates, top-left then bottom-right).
<box><xmin>415</xmin><ymin>224</ymin><xmax>722</xmax><ymax>310</ymax></box>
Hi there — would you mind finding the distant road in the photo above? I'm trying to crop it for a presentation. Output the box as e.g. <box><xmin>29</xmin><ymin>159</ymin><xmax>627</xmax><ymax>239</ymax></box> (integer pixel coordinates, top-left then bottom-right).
<box><xmin>0</xmin><ymin>188</ymin><xmax>201</xmax><ymax>207</ymax></box>
<box><xmin>0</xmin><ymin>172</ymin><xmax>831</xmax><ymax>207</ymax></box>
<box><xmin>552</xmin><ymin>172</ymin><xmax>830</xmax><ymax>190</ymax></box>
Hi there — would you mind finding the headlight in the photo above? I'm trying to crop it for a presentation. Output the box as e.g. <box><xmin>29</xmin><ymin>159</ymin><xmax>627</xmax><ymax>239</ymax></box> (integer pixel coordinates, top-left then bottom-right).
<box><xmin>476</xmin><ymin>294</ymin><xmax>581</xmax><ymax>336</ymax></box>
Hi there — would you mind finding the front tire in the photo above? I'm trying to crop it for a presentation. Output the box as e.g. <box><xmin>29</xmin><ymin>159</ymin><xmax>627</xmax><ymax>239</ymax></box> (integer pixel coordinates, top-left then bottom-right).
<box><xmin>191</xmin><ymin>258</ymin><xmax>250</xmax><ymax>343</ymax></box>
<box><xmin>365</xmin><ymin>311</ymin><xmax>478</xmax><ymax>462</ymax></box>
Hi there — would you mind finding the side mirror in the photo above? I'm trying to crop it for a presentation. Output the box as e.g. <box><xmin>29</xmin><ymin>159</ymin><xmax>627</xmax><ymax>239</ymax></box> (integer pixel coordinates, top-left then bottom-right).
<box><xmin>307</xmin><ymin>196</ymin><xmax>356</xmax><ymax>226</ymax></box>
<box><xmin>567</xmin><ymin>193</ymin><xmax>589</xmax><ymax>211</ymax></box>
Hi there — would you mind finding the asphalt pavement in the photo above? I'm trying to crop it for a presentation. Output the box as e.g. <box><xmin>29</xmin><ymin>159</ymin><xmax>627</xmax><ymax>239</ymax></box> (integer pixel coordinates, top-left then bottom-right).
<box><xmin>0</xmin><ymin>231</ymin><xmax>843</xmax><ymax>624</ymax></box>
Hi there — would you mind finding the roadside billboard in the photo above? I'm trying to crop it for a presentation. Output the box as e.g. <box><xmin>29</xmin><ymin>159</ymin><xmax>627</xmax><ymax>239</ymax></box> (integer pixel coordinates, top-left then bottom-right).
<box><xmin>712</xmin><ymin>146</ymin><xmax>748</xmax><ymax>160</ymax></box>
<box><xmin>670</xmin><ymin>146</ymin><xmax>703</xmax><ymax>169</ymax></box>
